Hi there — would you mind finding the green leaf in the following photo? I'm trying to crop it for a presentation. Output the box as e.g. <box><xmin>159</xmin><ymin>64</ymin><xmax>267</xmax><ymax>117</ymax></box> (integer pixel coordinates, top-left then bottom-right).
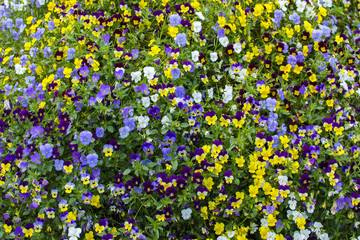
<box><xmin>58</xmin><ymin>146</ymin><xmax>64</xmax><ymax>156</ymax></box>
<box><xmin>172</xmin><ymin>160</ymin><xmax>178</xmax><ymax>172</ymax></box>
<box><xmin>145</xmin><ymin>215</ymin><xmax>155</xmax><ymax>224</ymax></box>
<box><xmin>47</xmin><ymin>164</ymin><xmax>53</xmax><ymax>172</ymax></box>
<box><xmin>123</xmin><ymin>169</ymin><xmax>131</xmax><ymax>175</ymax></box>
<box><xmin>234</xmin><ymin>178</ymin><xmax>240</xmax><ymax>185</ymax></box>
<box><xmin>107</xmin><ymin>126</ymin><xmax>114</xmax><ymax>133</ymax></box>
<box><xmin>148</xmin><ymin>162</ymin><xmax>157</xmax><ymax>168</ymax></box>
<box><xmin>150</xmin><ymin>129</ymin><xmax>158</xmax><ymax>134</ymax></box>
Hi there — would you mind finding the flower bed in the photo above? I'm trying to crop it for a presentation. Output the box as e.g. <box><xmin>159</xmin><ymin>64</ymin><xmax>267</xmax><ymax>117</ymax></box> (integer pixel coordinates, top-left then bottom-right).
<box><xmin>1</xmin><ymin>0</ymin><xmax>360</xmax><ymax>239</ymax></box>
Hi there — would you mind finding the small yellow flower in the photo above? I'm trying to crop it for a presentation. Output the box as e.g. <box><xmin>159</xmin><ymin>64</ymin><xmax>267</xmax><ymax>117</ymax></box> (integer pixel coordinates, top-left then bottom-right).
<box><xmin>218</xmin><ymin>16</ymin><xmax>226</xmax><ymax>27</ymax></box>
<box><xmin>85</xmin><ymin>231</ymin><xmax>94</xmax><ymax>240</ymax></box>
<box><xmin>296</xmin><ymin>217</ymin><xmax>306</xmax><ymax>229</ymax></box>
<box><xmin>39</xmin><ymin>102</ymin><xmax>46</xmax><ymax>109</ymax></box>
<box><xmin>204</xmin><ymin>177</ymin><xmax>214</xmax><ymax>191</ymax></box>
<box><xmin>236</xmin><ymin>156</ymin><xmax>245</xmax><ymax>167</ymax></box>
<box><xmin>91</xmin><ymin>195</ymin><xmax>101</xmax><ymax>208</ymax></box>
<box><xmin>214</xmin><ymin>222</ymin><xmax>224</xmax><ymax>235</ymax></box>
<box><xmin>4</xmin><ymin>224</ymin><xmax>12</xmax><ymax>233</ymax></box>
<box><xmin>249</xmin><ymin>185</ymin><xmax>258</xmax><ymax>198</ymax></box>
<box><xmin>268</xmin><ymin>214</ymin><xmax>277</xmax><ymax>226</ymax></box>
<box><xmin>257</xmin><ymin>85</ymin><xmax>270</xmax><ymax>98</ymax></box>
<box><xmin>206</xmin><ymin>115</ymin><xmax>217</xmax><ymax>126</ymax></box>
<box><xmin>149</xmin><ymin>45</ymin><xmax>161</xmax><ymax>56</ymax></box>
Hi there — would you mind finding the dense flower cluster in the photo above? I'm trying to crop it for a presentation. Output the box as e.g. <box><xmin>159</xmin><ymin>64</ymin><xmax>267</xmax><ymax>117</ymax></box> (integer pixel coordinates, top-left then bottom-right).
<box><xmin>0</xmin><ymin>0</ymin><xmax>360</xmax><ymax>239</ymax></box>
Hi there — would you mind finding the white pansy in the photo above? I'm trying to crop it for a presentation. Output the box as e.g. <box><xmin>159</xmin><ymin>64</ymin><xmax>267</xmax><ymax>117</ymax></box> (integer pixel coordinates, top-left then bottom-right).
<box><xmin>15</xmin><ymin>64</ymin><xmax>26</xmax><ymax>75</ymax></box>
<box><xmin>289</xmin><ymin>199</ymin><xmax>297</xmax><ymax>210</ymax></box>
<box><xmin>4</xmin><ymin>100</ymin><xmax>10</xmax><ymax>109</ymax></box>
<box><xmin>195</xmin><ymin>11</ymin><xmax>205</xmax><ymax>20</ymax></box>
<box><xmin>193</xmin><ymin>21</ymin><xmax>202</xmax><ymax>33</ymax></box>
<box><xmin>68</xmin><ymin>227</ymin><xmax>81</xmax><ymax>240</ymax></box>
<box><xmin>223</xmin><ymin>85</ymin><xmax>233</xmax><ymax>103</ymax></box>
<box><xmin>210</xmin><ymin>52</ymin><xmax>218</xmax><ymax>62</ymax></box>
<box><xmin>141</xmin><ymin>97</ymin><xmax>150</xmax><ymax>108</ymax></box>
<box><xmin>318</xmin><ymin>0</ymin><xmax>332</xmax><ymax>7</ymax></box>
<box><xmin>195</xmin><ymin>62</ymin><xmax>202</xmax><ymax>69</ymax></box>
<box><xmin>233</xmin><ymin>42</ymin><xmax>242</xmax><ymax>53</ymax></box>
<box><xmin>161</xmin><ymin>116</ymin><xmax>171</xmax><ymax>125</ymax></box>
<box><xmin>217</xmin><ymin>237</ymin><xmax>227</xmax><ymax>240</ymax></box>
<box><xmin>314</xmin><ymin>222</ymin><xmax>323</xmax><ymax>229</ymax></box>
<box><xmin>191</xmin><ymin>51</ymin><xmax>199</xmax><ymax>62</ymax></box>
<box><xmin>300</xmin><ymin>229</ymin><xmax>311</xmax><ymax>238</ymax></box>
<box><xmin>261</xmin><ymin>217</ymin><xmax>269</xmax><ymax>227</ymax></box>
<box><xmin>355</xmin><ymin>222</ymin><xmax>360</xmax><ymax>228</ymax></box>
<box><xmin>227</xmin><ymin>231</ymin><xmax>235</xmax><ymax>238</ymax></box>
<box><xmin>250</xmin><ymin>222</ymin><xmax>258</xmax><ymax>234</ymax></box>
<box><xmin>267</xmin><ymin>231</ymin><xmax>276</xmax><ymax>240</ymax></box>
<box><xmin>208</xmin><ymin>88</ymin><xmax>214</xmax><ymax>99</ymax></box>
<box><xmin>143</xmin><ymin>66</ymin><xmax>155</xmax><ymax>80</ymax></box>
<box><xmin>192</xmin><ymin>91</ymin><xmax>202</xmax><ymax>103</ymax></box>
<box><xmin>305</xmin><ymin>5</ymin><xmax>316</xmax><ymax>19</ymax></box>
<box><xmin>137</xmin><ymin>116</ymin><xmax>150</xmax><ymax>128</ymax></box>
<box><xmin>131</xmin><ymin>71</ymin><xmax>142</xmax><ymax>83</ymax></box>
<box><xmin>278</xmin><ymin>175</ymin><xmax>288</xmax><ymax>185</ymax></box>
<box><xmin>278</xmin><ymin>0</ymin><xmax>288</xmax><ymax>11</ymax></box>
<box><xmin>181</xmin><ymin>208</ymin><xmax>192</xmax><ymax>220</ymax></box>
<box><xmin>293</xmin><ymin>231</ymin><xmax>306</xmax><ymax>240</ymax></box>
<box><xmin>296</xmin><ymin>0</ymin><xmax>306</xmax><ymax>12</ymax></box>
<box><xmin>219</xmin><ymin>36</ymin><xmax>229</xmax><ymax>47</ymax></box>
<box><xmin>306</xmin><ymin>203</ymin><xmax>315</xmax><ymax>213</ymax></box>
<box><xmin>150</xmin><ymin>94</ymin><xmax>159</xmax><ymax>102</ymax></box>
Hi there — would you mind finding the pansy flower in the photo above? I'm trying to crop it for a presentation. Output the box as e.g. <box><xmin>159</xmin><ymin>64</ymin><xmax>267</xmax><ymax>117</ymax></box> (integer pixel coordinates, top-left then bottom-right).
<box><xmin>182</xmin><ymin>61</ymin><xmax>194</xmax><ymax>72</ymax></box>
<box><xmin>142</xmin><ymin>142</ymin><xmax>154</xmax><ymax>156</ymax></box>
<box><xmin>39</xmin><ymin>143</ymin><xmax>53</xmax><ymax>159</ymax></box>
<box><xmin>87</xmin><ymin>154</ymin><xmax>98</xmax><ymax>168</ymax></box>
<box><xmin>197</xmin><ymin>186</ymin><xmax>208</xmax><ymax>200</ymax></box>
<box><xmin>54</xmin><ymin>50</ymin><xmax>64</xmax><ymax>62</ymax></box>
<box><xmin>232</xmin><ymin>111</ymin><xmax>245</xmax><ymax>128</ymax></box>
<box><xmin>170</xmin><ymin>68</ymin><xmax>181</xmax><ymax>79</ymax></box>
<box><xmin>231</xmin><ymin>63</ymin><xmax>242</xmax><ymax>74</ymax></box>
<box><xmin>115</xmin><ymin>67</ymin><xmax>125</xmax><ymax>80</ymax></box>
<box><xmin>175</xmin><ymin>33</ymin><xmax>187</xmax><ymax>47</ymax></box>
<box><xmin>165</xmin><ymin>186</ymin><xmax>177</xmax><ymax>199</ymax></box>
<box><xmin>63</xmin><ymin>161</ymin><xmax>73</xmax><ymax>174</ymax></box>
<box><xmin>301</xmin><ymin>31</ymin><xmax>310</xmax><ymax>41</ymax></box>
<box><xmin>82</xmin><ymin>192</ymin><xmax>93</xmax><ymax>205</ymax></box>
<box><xmin>45</xmin><ymin>208</ymin><xmax>55</xmax><ymax>219</ymax></box>
<box><xmin>169</xmin><ymin>14</ymin><xmax>181</xmax><ymax>27</ymax></box>
<box><xmin>64</xmin><ymin>182</ymin><xmax>75</xmax><ymax>194</ymax></box>
<box><xmin>79</xmin><ymin>131</ymin><xmax>92</xmax><ymax>145</ymax></box>
<box><xmin>312</xmin><ymin>29</ymin><xmax>323</xmax><ymax>42</ymax></box>
<box><xmin>204</xmin><ymin>111</ymin><xmax>217</xmax><ymax>125</ymax></box>
<box><xmin>102</xmin><ymin>144</ymin><xmax>113</xmax><ymax>157</ymax></box>
<box><xmin>148</xmin><ymin>105</ymin><xmax>161</xmax><ymax>119</ymax></box>
<box><xmin>119</xmin><ymin>126</ymin><xmax>130</xmax><ymax>139</ymax></box>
